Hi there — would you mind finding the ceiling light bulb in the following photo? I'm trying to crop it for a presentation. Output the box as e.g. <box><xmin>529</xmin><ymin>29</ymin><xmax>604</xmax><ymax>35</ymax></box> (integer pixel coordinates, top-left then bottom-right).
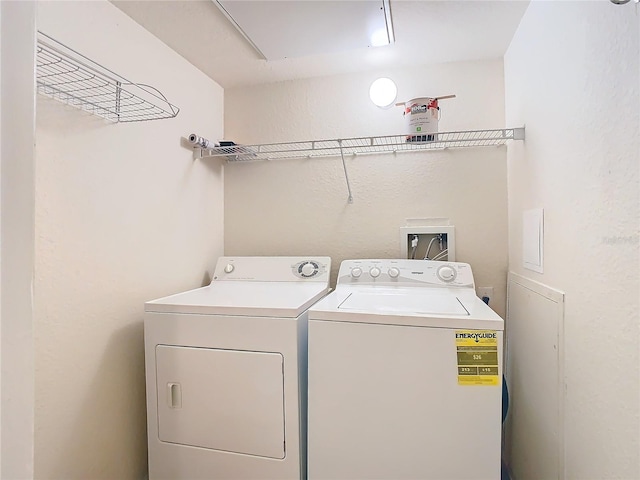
<box><xmin>369</xmin><ymin>77</ymin><xmax>397</xmax><ymax>109</ymax></box>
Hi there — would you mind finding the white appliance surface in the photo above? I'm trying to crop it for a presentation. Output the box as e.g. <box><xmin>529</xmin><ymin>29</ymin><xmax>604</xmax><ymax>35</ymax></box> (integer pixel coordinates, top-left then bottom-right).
<box><xmin>338</xmin><ymin>290</ymin><xmax>470</xmax><ymax>315</ymax></box>
<box><xmin>145</xmin><ymin>256</ymin><xmax>330</xmax><ymax>480</ymax></box>
<box><xmin>146</xmin><ymin>281</ymin><xmax>329</xmax><ymax>317</ymax></box>
<box><xmin>307</xmin><ymin>259</ymin><xmax>504</xmax><ymax>480</ymax></box>
<box><xmin>156</xmin><ymin>346</ymin><xmax>285</xmax><ymax>458</ymax></box>
<box><xmin>309</xmin><ymin>258</ymin><xmax>502</xmax><ymax>330</ymax></box>
<box><xmin>146</xmin><ymin>256</ymin><xmax>331</xmax><ymax>317</ymax></box>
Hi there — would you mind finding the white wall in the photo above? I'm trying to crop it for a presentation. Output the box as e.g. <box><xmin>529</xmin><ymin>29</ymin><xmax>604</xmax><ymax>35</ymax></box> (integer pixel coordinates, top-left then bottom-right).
<box><xmin>34</xmin><ymin>2</ymin><xmax>225</xmax><ymax>478</ymax></box>
<box><xmin>1</xmin><ymin>2</ymin><xmax>36</xmax><ymax>478</ymax></box>
<box><xmin>225</xmin><ymin>60</ymin><xmax>510</xmax><ymax>317</ymax></box>
<box><xmin>505</xmin><ymin>1</ymin><xmax>639</xmax><ymax>478</ymax></box>
<box><xmin>0</xmin><ymin>2</ymin><xmax>2</xmax><ymax>467</ymax></box>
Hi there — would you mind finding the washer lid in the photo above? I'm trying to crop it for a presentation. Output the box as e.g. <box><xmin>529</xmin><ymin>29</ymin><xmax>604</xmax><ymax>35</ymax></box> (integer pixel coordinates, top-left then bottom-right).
<box><xmin>146</xmin><ymin>281</ymin><xmax>330</xmax><ymax>318</ymax></box>
<box><xmin>338</xmin><ymin>292</ymin><xmax>469</xmax><ymax>316</ymax></box>
<box><xmin>309</xmin><ymin>287</ymin><xmax>504</xmax><ymax>330</ymax></box>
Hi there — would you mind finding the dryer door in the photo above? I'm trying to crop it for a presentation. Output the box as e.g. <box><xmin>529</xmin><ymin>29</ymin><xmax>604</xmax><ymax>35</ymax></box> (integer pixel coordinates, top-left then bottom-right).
<box><xmin>155</xmin><ymin>345</ymin><xmax>285</xmax><ymax>459</ymax></box>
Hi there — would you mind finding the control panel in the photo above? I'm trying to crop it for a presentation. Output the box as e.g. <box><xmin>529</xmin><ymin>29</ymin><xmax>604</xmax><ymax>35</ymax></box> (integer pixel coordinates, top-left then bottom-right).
<box><xmin>337</xmin><ymin>259</ymin><xmax>475</xmax><ymax>288</ymax></box>
<box><xmin>212</xmin><ymin>256</ymin><xmax>331</xmax><ymax>282</ymax></box>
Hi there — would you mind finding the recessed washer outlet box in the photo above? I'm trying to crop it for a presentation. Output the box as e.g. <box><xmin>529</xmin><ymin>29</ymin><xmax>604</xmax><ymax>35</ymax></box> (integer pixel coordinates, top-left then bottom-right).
<box><xmin>400</xmin><ymin>226</ymin><xmax>456</xmax><ymax>261</ymax></box>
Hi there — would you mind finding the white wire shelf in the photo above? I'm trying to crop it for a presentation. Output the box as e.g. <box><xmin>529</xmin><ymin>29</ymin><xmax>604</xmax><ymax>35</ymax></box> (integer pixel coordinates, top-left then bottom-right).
<box><xmin>36</xmin><ymin>31</ymin><xmax>180</xmax><ymax>123</ymax></box>
<box><xmin>195</xmin><ymin>128</ymin><xmax>525</xmax><ymax>162</ymax></box>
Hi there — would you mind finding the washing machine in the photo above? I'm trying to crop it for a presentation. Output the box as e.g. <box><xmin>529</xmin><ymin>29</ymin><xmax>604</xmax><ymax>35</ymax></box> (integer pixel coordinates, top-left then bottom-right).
<box><xmin>307</xmin><ymin>259</ymin><xmax>503</xmax><ymax>480</ymax></box>
<box><xmin>144</xmin><ymin>256</ymin><xmax>331</xmax><ymax>480</ymax></box>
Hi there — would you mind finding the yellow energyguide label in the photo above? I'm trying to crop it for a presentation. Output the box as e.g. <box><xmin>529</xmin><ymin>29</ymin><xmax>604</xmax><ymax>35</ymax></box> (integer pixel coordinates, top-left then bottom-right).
<box><xmin>455</xmin><ymin>330</ymin><xmax>499</xmax><ymax>386</ymax></box>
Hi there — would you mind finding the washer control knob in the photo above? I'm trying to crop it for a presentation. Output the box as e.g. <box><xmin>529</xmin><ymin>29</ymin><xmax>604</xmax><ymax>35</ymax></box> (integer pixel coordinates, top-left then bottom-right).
<box><xmin>437</xmin><ymin>265</ymin><xmax>456</xmax><ymax>282</ymax></box>
<box><xmin>351</xmin><ymin>267</ymin><xmax>363</xmax><ymax>278</ymax></box>
<box><xmin>224</xmin><ymin>264</ymin><xmax>235</xmax><ymax>274</ymax></box>
<box><xmin>388</xmin><ymin>267</ymin><xmax>400</xmax><ymax>278</ymax></box>
<box><xmin>369</xmin><ymin>267</ymin><xmax>381</xmax><ymax>278</ymax></box>
<box><xmin>301</xmin><ymin>262</ymin><xmax>316</xmax><ymax>277</ymax></box>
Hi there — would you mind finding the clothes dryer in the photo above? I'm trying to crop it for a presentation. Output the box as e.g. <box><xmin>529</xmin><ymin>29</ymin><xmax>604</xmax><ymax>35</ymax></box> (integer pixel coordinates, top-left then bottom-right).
<box><xmin>307</xmin><ymin>259</ymin><xmax>503</xmax><ymax>480</ymax></box>
<box><xmin>145</xmin><ymin>256</ymin><xmax>331</xmax><ymax>480</ymax></box>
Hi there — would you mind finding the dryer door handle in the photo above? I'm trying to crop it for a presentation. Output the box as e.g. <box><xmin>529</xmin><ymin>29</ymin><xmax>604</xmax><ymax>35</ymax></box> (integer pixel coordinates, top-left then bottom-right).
<box><xmin>167</xmin><ymin>382</ymin><xmax>182</xmax><ymax>409</ymax></box>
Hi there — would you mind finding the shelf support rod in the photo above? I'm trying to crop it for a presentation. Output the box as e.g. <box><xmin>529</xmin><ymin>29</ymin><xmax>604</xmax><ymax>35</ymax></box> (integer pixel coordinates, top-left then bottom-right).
<box><xmin>115</xmin><ymin>81</ymin><xmax>122</xmax><ymax>122</ymax></box>
<box><xmin>338</xmin><ymin>139</ymin><xmax>354</xmax><ymax>204</ymax></box>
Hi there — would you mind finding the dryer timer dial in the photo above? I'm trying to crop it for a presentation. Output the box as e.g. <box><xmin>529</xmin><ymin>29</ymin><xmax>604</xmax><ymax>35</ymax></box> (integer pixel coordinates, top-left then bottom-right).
<box><xmin>296</xmin><ymin>261</ymin><xmax>319</xmax><ymax>278</ymax></box>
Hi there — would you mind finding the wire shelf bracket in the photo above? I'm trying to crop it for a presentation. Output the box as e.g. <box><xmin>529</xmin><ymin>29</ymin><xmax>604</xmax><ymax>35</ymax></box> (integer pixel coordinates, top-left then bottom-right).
<box><xmin>190</xmin><ymin>127</ymin><xmax>525</xmax><ymax>203</ymax></box>
<box><xmin>36</xmin><ymin>31</ymin><xmax>180</xmax><ymax>123</ymax></box>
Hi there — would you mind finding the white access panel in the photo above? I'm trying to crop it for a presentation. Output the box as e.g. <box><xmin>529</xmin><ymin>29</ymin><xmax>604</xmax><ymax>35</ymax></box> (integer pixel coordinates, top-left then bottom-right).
<box><xmin>155</xmin><ymin>346</ymin><xmax>285</xmax><ymax>459</ymax></box>
<box><xmin>505</xmin><ymin>273</ymin><xmax>564</xmax><ymax>480</ymax></box>
<box><xmin>215</xmin><ymin>1</ymin><xmax>393</xmax><ymax>60</ymax></box>
<box><xmin>308</xmin><ymin>319</ymin><xmax>503</xmax><ymax>480</ymax></box>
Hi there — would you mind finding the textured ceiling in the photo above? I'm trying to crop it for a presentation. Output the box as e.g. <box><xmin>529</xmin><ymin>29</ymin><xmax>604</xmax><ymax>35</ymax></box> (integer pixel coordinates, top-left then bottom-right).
<box><xmin>112</xmin><ymin>0</ymin><xmax>530</xmax><ymax>89</ymax></box>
